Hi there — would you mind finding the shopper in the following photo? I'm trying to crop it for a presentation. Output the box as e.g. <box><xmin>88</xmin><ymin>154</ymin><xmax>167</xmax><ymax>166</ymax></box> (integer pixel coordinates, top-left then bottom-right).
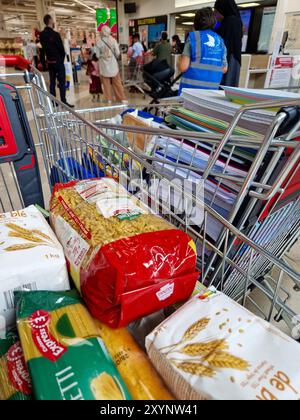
<box><xmin>153</xmin><ymin>32</ymin><xmax>173</xmax><ymax>67</ymax></box>
<box><xmin>132</xmin><ymin>33</ymin><xmax>144</xmax><ymax>60</ymax></box>
<box><xmin>129</xmin><ymin>33</ymin><xmax>144</xmax><ymax>78</ymax></box>
<box><xmin>214</xmin><ymin>0</ymin><xmax>243</xmax><ymax>87</ymax></box>
<box><xmin>87</xmin><ymin>54</ymin><xmax>102</xmax><ymax>102</ymax></box>
<box><xmin>40</xmin><ymin>14</ymin><xmax>74</xmax><ymax>107</ymax></box>
<box><xmin>96</xmin><ymin>26</ymin><xmax>127</xmax><ymax>103</ymax></box>
<box><xmin>178</xmin><ymin>7</ymin><xmax>228</xmax><ymax>95</ymax></box>
<box><xmin>172</xmin><ymin>35</ymin><xmax>183</xmax><ymax>54</ymax></box>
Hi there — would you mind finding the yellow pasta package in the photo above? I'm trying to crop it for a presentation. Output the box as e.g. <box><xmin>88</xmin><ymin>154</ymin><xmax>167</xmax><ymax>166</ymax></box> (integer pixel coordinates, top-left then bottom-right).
<box><xmin>96</xmin><ymin>320</ymin><xmax>175</xmax><ymax>400</ymax></box>
<box><xmin>16</xmin><ymin>290</ymin><xmax>131</xmax><ymax>400</ymax></box>
<box><xmin>0</xmin><ymin>330</ymin><xmax>32</xmax><ymax>400</ymax></box>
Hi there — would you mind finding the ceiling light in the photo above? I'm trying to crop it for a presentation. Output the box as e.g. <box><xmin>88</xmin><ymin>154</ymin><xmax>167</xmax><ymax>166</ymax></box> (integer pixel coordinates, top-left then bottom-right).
<box><xmin>54</xmin><ymin>8</ymin><xmax>74</xmax><ymax>15</ymax></box>
<box><xmin>180</xmin><ymin>13</ymin><xmax>195</xmax><ymax>17</ymax></box>
<box><xmin>175</xmin><ymin>16</ymin><xmax>180</xmax><ymax>19</ymax></box>
<box><xmin>239</xmin><ymin>2</ymin><xmax>260</xmax><ymax>7</ymax></box>
<box><xmin>182</xmin><ymin>22</ymin><xmax>194</xmax><ymax>25</ymax></box>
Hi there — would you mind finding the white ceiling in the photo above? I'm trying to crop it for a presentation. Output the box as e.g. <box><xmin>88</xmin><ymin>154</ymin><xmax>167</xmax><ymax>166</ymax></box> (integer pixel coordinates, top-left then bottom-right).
<box><xmin>0</xmin><ymin>0</ymin><xmax>116</xmax><ymax>35</ymax></box>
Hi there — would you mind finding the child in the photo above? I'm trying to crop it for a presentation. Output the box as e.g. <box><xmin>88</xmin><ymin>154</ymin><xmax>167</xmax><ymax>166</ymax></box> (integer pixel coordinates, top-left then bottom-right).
<box><xmin>179</xmin><ymin>7</ymin><xmax>228</xmax><ymax>95</ymax></box>
<box><xmin>87</xmin><ymin>54</ymin><xmax>102</xmax><ymax>102</ymax></box>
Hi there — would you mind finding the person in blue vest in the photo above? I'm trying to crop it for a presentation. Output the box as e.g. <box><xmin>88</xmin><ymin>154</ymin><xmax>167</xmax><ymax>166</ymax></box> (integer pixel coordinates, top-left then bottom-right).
<box><xmin>178</xmin><ymin>7</ymin><xmax>228</xmax><ymax>95</ymax></box>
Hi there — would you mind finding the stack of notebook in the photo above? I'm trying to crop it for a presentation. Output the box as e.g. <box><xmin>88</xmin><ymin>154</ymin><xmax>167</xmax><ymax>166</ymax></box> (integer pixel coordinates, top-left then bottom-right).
<box><xmin>167</xmin><ymin>89</ymin><xmax>278</xmax><ymax>137</ymax></box>
<box><xmin>150</xmin><ymin>134</ymin><xmax>250</xmax><ymax>241</ymax></box>
<box><xmin>151</xmin><ymin>88</ymin><xmax>296</xmax><ymax>241</ymax></box>
<box><xmin>222</xmin><ymin>86</ymin><xmax>300</xmax><ymax>105</ymax></box>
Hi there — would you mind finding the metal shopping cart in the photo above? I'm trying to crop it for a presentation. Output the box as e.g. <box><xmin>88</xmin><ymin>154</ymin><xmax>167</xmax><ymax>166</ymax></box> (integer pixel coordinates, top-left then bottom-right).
<box><xmin>0</xmin><ymin>68</ymin><xmax>299</xmax><ymax>339</ymax></box>
<box><xmin>123</xmin><ymin>55</ymin><xmax>147</xmax><ymax>97</ymax></box>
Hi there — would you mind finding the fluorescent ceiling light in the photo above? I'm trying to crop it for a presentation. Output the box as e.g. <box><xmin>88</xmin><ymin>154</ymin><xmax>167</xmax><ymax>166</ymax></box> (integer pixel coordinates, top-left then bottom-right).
<box><xmin>180</xmin><ymin>13</ymin><xmax>195</xmax><ymax>17</ymax></box>
<box><xmin>54</xmin><ymin>2</ymin><xmax>73</xmax><ymax>6</ymax></box>
<box><xmin>175</xmin><ymin>16</ymin><xmax>180</xmax><ymax>19</ymax></box>
<box><xmin>239</xmin><ymin>2</ymin><xmax>260</xmax><ymax>7</ymax></box>
<box><xmin>54</xmin><ymin>8</ymin><xmax>74</xmax><ymax>15</ymax></box>
<box><xmin>182</xmin><ymin>22</ymin><xmax>194</xmax><ymax>25</ymax></box>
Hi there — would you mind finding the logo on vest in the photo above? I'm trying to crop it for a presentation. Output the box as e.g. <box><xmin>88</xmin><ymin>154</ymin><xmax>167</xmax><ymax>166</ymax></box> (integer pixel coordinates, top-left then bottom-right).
<box><xmin>204</xmin><ymin>34</ymin><xmax>216</xmax><ymax>48</ymax></box>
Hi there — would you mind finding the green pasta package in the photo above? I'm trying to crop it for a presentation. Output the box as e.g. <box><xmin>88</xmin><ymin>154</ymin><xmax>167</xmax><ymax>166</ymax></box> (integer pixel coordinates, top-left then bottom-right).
<box><xmin>16</xmin><ymin>290</ymin><xmax>131</xmax><ymax>401</ymax></box>
<box><xmin>0</xmin><ymin>330</ymin><xmax>32</xmax><ymax>400</ymax></box>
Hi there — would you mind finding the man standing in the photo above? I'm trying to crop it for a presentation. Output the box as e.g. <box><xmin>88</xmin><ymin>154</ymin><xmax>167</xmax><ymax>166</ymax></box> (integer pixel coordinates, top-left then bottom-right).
<box><xmin>153</xmin><ymin>32</ymin><xmax>173</xmax><ymax>67</ymax></box>
<box><xmin>40</xmin><ymin>14</ymin><xmax>74</xmax><ymax>107</ymax></box>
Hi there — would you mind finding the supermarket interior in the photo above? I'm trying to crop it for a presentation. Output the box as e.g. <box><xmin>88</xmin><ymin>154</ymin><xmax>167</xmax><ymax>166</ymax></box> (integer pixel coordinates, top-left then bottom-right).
<box><xmin>0</xmin><ymin>0</ymin><xmax>300</xmax><ymax>402</ymax></box>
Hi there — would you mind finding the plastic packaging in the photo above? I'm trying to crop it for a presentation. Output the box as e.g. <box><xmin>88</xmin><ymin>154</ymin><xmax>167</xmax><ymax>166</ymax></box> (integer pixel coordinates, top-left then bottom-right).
<box><xmin>0</xmin><ymin>330</ymin><xmax>32</xmax><ymax>400</ymax></box>
<box><xmin>0</xmin><ymin>205</ymin><xmax>70</xmax><ymax>331</ymax></box>
<box><xmin>146</xmin><ymin>290</ymin><xmax>300</xmax><ymax>400</ymax></box>
<box><xmin>96</xmin><ymin>320</ymin><xmax>175</xmax><ymax>400</ymax></box>
<box><xmin>50</xmin><ymin>178</ymin><xmax>198</xmax><ymax>328</ymax></box>
<box><xmin>16</xmin><ymin>290</ymin><xmax>131</xmax><ymax>400</ymax></box>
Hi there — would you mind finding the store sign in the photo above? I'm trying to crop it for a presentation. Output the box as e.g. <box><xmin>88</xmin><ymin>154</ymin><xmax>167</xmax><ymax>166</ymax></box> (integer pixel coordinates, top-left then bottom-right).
<box><xmin>96</xmin><ymin>8</ymin><xmax>117</xmax><ymax>33</ymax></box>
<box><xmin>137</xmin><ymin>18</ymin><xmax>156</xmax><ymax>26</ymax></box>
<box><xmin>270</xmin><ymin>56</ymin><xmax>294</xmax><ymax>88</ymax></box>
<box><xmin>110</xmin><ymin>9</ymin><xmax>117</xmax><ymax>34</ymax></box>
<box><xmin>175</xmin><ymin>0</ymin><xmax>210</xmax><ymax>8</ymax></box>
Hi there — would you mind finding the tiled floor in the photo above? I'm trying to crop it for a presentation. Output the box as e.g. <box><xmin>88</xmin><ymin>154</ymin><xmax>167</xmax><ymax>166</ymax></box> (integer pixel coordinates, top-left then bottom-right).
<box><xmin>1</xmin><ymin>68</ymin><xmax>299</xmax><ymax>338</ymax></box>
<box><xmin>54</xmin><ymin>69</ymin><xmax>150</xmax><ymax>110</ymax></box>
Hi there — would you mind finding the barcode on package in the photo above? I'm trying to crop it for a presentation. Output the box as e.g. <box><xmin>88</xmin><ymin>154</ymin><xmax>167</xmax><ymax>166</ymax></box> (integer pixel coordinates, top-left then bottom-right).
<box><xmin>3</xmin><ymin>282</ymin><xmax>37</xmax><ymax>311</ymax></box>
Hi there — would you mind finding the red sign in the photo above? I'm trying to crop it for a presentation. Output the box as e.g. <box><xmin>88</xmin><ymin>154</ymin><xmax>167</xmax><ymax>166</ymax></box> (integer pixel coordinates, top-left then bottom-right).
<box><xmin>29</xmin><ymin>310</ymin><xmax>67</xmax><ymax>362</ymax></box>
<box><xmin>7</xmin><ymin>342</ymin><xmax>32</xmax><ymax>395</ymax></box>
<box><xmin>274</xmin><ymin>56</ymin><xmax>294</xmax><ymax>69</ymax></box>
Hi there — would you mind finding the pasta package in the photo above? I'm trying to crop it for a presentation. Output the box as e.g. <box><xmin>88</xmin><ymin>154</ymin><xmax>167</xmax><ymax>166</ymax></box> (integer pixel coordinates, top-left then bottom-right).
<box><xmin>0</xmin><ymin>330</ymin><xmax>32</xmax><ymax>400</ymax></box>
<box><xmin>0</xmin><ymin>205</ymin><xmax>70</xmax><ymax>331</ymax></box>
<box><xmin>146</xmin><ymin>290</ymin><xmax>300</xmax><ymax>401</ymax></box>
<box><xmin>96</xmin><ymin>320</ymin><xmax>175</xmax><ymax>400</ymax></box>
<box><xmin>16</xmin><ymin>290</ymin><xmax>131</xmax><ymax>401</ymax></box>
<box><xmin>50</xmin><ymin>178</ymin><xmax>198</xmax><ymax>328</ymax></box>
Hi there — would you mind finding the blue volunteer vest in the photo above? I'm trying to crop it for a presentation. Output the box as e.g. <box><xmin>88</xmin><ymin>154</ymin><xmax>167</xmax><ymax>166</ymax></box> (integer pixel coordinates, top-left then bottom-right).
<box><xmin>179</xmin><ymin>30</ymin><xmax>225</xmax><ymax>95</ymax></box>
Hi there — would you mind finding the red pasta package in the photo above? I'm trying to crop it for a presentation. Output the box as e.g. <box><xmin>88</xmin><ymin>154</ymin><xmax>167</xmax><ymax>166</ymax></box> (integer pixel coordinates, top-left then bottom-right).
<box><xmin>50</xmin><ymin>179</ymin><xmax>198</xmax><ymax>328</ymax></box>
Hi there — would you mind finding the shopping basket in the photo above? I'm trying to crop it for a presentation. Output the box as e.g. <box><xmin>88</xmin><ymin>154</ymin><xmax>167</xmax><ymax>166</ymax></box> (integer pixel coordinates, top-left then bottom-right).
<box><xmin>1</xmin><ymin>68</ymin><xmax>299</xmax><ymax>339</ymax></box>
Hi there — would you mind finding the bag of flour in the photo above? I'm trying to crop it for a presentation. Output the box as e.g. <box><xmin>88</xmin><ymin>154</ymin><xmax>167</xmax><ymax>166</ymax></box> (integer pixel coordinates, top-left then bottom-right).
<box><xmin>0</xmin><ymin>206</ymin><xmax>70</xmax><ymax>331</ymax></box>
<box><xmin>146</xmin><ymin>290</ymin><xmax>300</xmax><ymax>400</ymax></box>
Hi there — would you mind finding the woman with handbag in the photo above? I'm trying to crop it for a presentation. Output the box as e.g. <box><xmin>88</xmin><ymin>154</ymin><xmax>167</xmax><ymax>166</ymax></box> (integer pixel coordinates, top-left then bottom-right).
<box><xmin>96</xmin><ymin>26</ymin><xmax>127</xmax><ymax>103</ymax></box>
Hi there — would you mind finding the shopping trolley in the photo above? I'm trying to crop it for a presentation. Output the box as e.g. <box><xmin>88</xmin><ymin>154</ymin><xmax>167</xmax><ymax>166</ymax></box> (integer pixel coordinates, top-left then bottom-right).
<box><xmin>32</xmin><ymin>72</ymin><xmax>300</xmax><ymax>335</ymax></box>
<box><xmin>123</xmin><ymin>55</ymin><xmax>147</xmax><ymax>97</ymax></box>
<box><xmin>0</xmin><ymin>69</ymin><xmax>299</xmax><ymax>339</ymax></box>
